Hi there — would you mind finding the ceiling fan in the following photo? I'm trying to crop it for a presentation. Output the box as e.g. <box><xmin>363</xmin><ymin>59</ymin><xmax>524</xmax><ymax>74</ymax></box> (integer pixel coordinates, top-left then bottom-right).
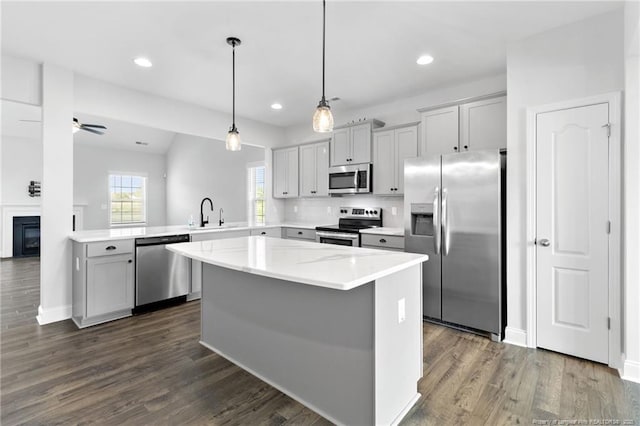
<box><xmin>73</xmin><ymin>117</ymin><xmax>107</xmax><ymax>135</ymax></box>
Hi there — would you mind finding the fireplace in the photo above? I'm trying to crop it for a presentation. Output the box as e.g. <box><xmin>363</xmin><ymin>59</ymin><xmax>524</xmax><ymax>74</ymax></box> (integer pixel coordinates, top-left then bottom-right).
<box><xmin>13</xmin><ymin>216</ymin><xmax>40</xmax><ymax>258</ymax></box>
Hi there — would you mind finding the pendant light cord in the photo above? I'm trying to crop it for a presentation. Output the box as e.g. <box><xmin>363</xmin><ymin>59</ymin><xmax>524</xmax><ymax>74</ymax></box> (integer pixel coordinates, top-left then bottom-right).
<box><xmin>232</xmin><ymin>42</ymin><xmax>236</xmax><ymax>129</ymax></box>
<box><xmin>322</xmin><ymin>0</ymin><xmax>326</xmax><ymax>103</ymax></box>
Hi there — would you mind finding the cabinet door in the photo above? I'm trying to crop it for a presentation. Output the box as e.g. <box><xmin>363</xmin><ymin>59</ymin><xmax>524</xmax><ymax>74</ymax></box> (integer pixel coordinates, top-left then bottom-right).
<box><xmin>459</xmin><ymin>96</ymin><xmax>506</xmax><ymax>151</ymax></box>
<box><xmin>421</xmin><ymin>106</ymin><xmax>459</xmax><ymax>156</ymax></box>
<box><xmin>299</xmin><ymin>144</ymin><xmax>317</xmax><ymax>197</ymax></box>
<box><xmin>372</xmin><ymin>130</ymin><xmax>396</xmax><ymax>195</ymax></box>
<box><xmin>395</xmin><ymin>125</ymin><xmax>419</xmax><ymax>194</ymax></box>
<box><xmin>314</xmin><ymin>141</ymin><xmax>330</xmax><ymax>196</ymax></box>
<box><xmin>350</xmin><ymin>123</ymin><xmax>372</xmax><ymax>164</ymax></box>
<box><xmin>87</xmin><ymin>254</ymin><xmax>133</xmax><ymax>317</ymax></box>
<box><xmin>285</xmin><ymin>147</ymin><xmax>299</xmax><ymax>198</ymax></box>
<box><xmin>273</xmin><ymin>149</ymin><xmax>288</xmax><ymax>198</ymax></box>
<box><xmin>330</xmin><ymin>128</ymin><xmax>350</xmax><ymax>166</ymax></box>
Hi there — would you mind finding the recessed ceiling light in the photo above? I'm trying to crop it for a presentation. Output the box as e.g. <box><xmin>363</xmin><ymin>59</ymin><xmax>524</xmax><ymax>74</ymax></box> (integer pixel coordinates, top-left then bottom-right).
<box><xmin>134</xmin><ymin>57</ymin><xmax>153</xmax><ymax>68</ymax></box>
<box><xmin>416</xmin><ymin>55</ymin><xmax>434</xmax><ymax>65</ymax></box>
<box><xmin>271</xmin><ymin>103</ymin><xmax>283</xmax><ymax>110</ymax></box>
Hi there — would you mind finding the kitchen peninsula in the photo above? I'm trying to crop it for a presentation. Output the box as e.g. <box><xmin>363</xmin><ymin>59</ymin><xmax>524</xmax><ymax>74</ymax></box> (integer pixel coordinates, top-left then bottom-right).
<box><xmin>168</xmin><ymin>236</ymin><xmax>428</xmax><ymax>426</ymax></box>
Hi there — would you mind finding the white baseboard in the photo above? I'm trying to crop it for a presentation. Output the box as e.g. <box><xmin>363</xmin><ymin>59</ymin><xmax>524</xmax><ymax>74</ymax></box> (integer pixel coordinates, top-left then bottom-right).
<box><xmin>503</xmin><ymin>326</ymin><xmax>528</xmax><ymax>347</ymax></box>
<box><xmin>620</xmin><ymin>359</ymin><xmax>640</xmax><ymax>384</ymax></box>
<box><xmin>36</xmin><ymin>304</ymin><xmax>72</xmax><ymax>325</ymax></box>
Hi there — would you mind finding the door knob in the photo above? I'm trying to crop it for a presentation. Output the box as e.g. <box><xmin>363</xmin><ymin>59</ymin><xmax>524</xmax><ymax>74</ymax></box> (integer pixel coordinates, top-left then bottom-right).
<box><xmin>538</xmin><ymin>239</ymin><xmax>550</xmax><ymax>247</ymax></box>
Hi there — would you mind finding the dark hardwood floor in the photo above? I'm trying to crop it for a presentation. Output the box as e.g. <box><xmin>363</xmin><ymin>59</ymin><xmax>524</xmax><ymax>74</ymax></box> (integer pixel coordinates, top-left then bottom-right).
<box><xmin>1</xmin><ymin>257</ymin><xmax>639</xmax><ymax>425</ymax></box>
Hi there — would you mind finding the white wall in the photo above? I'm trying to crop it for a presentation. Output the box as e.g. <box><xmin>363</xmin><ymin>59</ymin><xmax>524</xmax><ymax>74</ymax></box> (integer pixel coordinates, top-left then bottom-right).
<box><xmin>73</xmin><ymin>144</ymin><xmax>167</xmax><ymax>230</ymax></box>
<box><xmin>623</xmin><ymin>0</ymin><xmax>640</xmax><ymax>383</ymax></box>
<box><xmin>505</xmin><ymin>10</ymin><xmax>625</xmax><ymax>343</ymax></box>
<box><xmin>1</xmin><ymin>55</ymin><xmax>42</xmax><ymax>105</ymax></box>
<box><xmin>1</xmin><ymin>136</ymin><xmax>42</xmax><ymax>205</ymax></box>
<box><xmin>165</xmin><ymin>133</ymin><xmax>264</xmax><ymax>226</ymax></box>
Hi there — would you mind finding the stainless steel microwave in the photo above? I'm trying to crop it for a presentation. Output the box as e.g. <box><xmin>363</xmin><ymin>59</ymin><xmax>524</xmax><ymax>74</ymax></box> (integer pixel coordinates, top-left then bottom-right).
<box><xmin>328</xmin><ymin>164</ymin><xmax>372</xmax><ymax>194</ymax></box>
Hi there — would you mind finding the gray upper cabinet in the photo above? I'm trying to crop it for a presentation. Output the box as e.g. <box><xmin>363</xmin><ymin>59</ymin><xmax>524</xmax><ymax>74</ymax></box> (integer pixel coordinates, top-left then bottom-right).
<box><xmin>330</xmin><ymin>120</ymin><xmax>384</xmax><ymax>166</ymax></box>
<box><xmin>420</xmin><ymin>94</ymin><xmax>506</xmax><ymax>157</ymax></box>
<box><xmin>459</xmin><ymin>96</ymin><xmax>506</xmax><ymax>152</ymax></box>
<box><xmin>373</xmin><ymin>123</ymin><xmax>418</xmax><ymax>195</ymax></box>
<box><xmin>300</xmin><ymin>140</ymin><xmax>329</xmax><ymax>197</ymax></box>
<box><xmin>273</xmin><ymin>147</ymin><xmax>299</xmax><ymax>198</ymax></box>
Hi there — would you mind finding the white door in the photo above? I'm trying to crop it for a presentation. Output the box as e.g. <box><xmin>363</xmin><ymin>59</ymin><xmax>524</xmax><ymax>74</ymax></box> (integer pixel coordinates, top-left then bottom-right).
<box><xmin>373</xmin><ymin>130</ymin><xmax>395</xmax><ymax>195</ymax></box>
<box><xmin>331</xmin><ymin>128</ymin><xmax>350</xmax><ymax>166</ymax></box>
<box><xmin>299</xmin><ymin>144</ymin><xmax>317</xmax><ymax>197</ymax></box>
<box><xmin>536</xmin><ymin>102</ymin><xmax>610</xmax><ymax>364</ymax></box>
<box><xmin>420</xmin><ymin>105</ymin><xmax>459</xmax><ymax>156</ymax></box>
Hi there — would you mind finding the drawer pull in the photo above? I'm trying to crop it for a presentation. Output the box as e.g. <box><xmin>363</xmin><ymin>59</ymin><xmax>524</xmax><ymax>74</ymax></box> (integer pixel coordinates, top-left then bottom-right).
<box><xmin>128</xmin><ymin>259</ymin><xmax>133</xmax><ymax>263</ymax></box>
<box><xmin>379</xmin><ymin>238</ymin><xmax>387</xmax><ymax>243</ymax></box>
<box><xmin>298</xmin><ymin>231</ymin><xmax>303</xmax><ymax>235</ymax></box>
<box><xmin>261</xmin><ymin>232</ymin><xmax>266</xmax><ymax>235</ymax></box>
<box><xmin>106</xmin><ymin>245</ymin><xmax>116</xmax><ymax>251</ymax></box>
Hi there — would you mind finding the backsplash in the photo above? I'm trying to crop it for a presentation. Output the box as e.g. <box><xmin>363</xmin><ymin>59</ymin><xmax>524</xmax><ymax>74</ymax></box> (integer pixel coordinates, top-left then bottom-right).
<box><xmin>283</xmin><ymin>195</ymin><xmax>405</xmax><ymax>228</ymax></box>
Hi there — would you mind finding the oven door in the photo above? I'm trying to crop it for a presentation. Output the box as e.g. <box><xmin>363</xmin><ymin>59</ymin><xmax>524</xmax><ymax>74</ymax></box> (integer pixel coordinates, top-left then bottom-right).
<box><xmin>315</xmin><ymin>231</ymin><xmax>360</xmax><ymax>247</ymax></box>
<box><xmin>328</xmin><ymin>164</ymin><xmax>371</xmax><ymax>194</ymax></box>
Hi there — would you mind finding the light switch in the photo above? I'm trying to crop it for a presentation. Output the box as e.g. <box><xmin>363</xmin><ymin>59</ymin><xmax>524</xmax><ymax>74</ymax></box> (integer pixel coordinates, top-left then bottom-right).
<box><xmin>398</xmin><ymin>298</ymin><xmax>406</xmax><ymax>323</ymax></box>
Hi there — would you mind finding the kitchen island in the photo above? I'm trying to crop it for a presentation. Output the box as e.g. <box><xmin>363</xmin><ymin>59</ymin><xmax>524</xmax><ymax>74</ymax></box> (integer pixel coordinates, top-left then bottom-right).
<box><xmin>168</xmin><ymin>236</ymin><xmax>428</xmax><ymax>426</ymax></box>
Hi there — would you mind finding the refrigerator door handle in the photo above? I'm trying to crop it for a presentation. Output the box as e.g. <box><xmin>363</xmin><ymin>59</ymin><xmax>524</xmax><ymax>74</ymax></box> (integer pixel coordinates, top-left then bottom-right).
<box><xmin>433</xmin><ymin>187</ymin><xmax>441</xmax><ymax>254</ymax></box>
<box><xmin>442</xmin><ymin>188</ymin><xmax>450</xmax><ymax>256</ymax></box>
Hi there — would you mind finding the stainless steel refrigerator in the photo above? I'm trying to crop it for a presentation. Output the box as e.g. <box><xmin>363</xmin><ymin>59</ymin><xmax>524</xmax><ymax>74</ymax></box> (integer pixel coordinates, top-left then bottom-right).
<box><xmin>404</xmin><ymin>150</ymin><xmax>506</xmax><ymax>340</ymax></box>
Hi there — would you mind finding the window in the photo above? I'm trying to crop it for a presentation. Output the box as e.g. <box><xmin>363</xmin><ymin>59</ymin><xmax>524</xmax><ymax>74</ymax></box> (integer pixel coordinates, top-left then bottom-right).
<box><xmin>248</xmin><ymin>164</ymin><xmax>266</xmax><ymax>224</ymax></box>
<box><xmin>109</xmin><ymin>174</ymin><xmax>146</xmax><ymax>225</ymax></box>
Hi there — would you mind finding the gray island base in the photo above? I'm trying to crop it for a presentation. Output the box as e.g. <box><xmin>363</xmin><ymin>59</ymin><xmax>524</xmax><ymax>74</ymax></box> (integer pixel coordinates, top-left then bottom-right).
<box><xmin>168</xmin><ymin>237</ymin><xmax>427</xmax><ymax>425</ymax></box>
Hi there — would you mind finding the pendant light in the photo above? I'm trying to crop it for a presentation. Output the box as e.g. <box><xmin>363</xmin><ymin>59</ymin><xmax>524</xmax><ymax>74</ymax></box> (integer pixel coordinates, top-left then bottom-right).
<box><xmin>312</xmin><ymin>0</ymin><xmax>334</xmax><ymax>133</ymax></box>
<box><xmin>226</xmin><ymin>37</ymin><xmax>242</xmax><ymax>151</ymax></box>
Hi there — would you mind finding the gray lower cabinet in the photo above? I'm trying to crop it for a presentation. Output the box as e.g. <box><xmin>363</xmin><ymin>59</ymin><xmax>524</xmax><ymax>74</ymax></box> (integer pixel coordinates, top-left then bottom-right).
<box><xmin>250</xmin><ymin>227</ymin><xmax>282</xmax><ymax>237</ymax></box>
<box><xmin>72</xmin><ymin>239</ymin><xmax>135</xmax><ymax>328</ymax></box>
<box><xmin>361</xmin><ymin>234</ymin><xmax>405</xmax><ymax>251</ymax></box>
<box><xmin>283</xmin><ymin>227</ymin><xmax>316</xmax><ymax>241</ymax></box>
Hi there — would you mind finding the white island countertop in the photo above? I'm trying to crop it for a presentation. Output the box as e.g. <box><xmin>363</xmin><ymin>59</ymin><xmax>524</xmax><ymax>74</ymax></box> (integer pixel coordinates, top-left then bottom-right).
<box><xmin>69</xmin><ymin>222</ymin><xmax>324</xmax><ymax>243</ymax></box>
<box><xmin>167</xmin><ymin>236</ymin><xmax>428</xmax><ymax>291</ymax></box>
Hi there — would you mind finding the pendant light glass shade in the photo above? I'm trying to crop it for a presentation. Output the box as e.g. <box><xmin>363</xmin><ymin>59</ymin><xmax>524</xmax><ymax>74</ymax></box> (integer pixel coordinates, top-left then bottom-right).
<box><xmin>313</xmin><ymin>0</ymin><xmax>334</xmax><ymax>133</ymax></box>
<box><xmin>226</xmin><ymin>126</ymin><xmax>241</xmax><ymax>151</ymax></box>
<box><xmin>226</xmin><ymin>37</ymin><xmax>242</xmax><ymax>151</ymax></box>
<box><xmin>313</xmin><ymin>101</ymin><xmax>334</xmax><ymax>133</ymax></box>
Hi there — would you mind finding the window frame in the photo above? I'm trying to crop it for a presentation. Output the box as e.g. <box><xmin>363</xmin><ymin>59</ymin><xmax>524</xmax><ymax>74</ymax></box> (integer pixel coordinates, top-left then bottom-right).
<box><xmin>108</xmin><ymin>172</ymin><xmax>148</xmax><ymax>227</ymax></box>
<box><xmin>247</xmin><ymin>162</ymin><xmax>266</xmax><ymax>225</ymax></box>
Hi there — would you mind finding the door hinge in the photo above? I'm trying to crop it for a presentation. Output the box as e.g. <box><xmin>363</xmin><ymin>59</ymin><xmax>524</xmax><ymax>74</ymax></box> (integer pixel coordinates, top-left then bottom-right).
<box><xmin>602</xmin><ymin>123</ymin><xmax>611</xmax><ymax>137</ymax></box>
<box><xmin>607</xmin><ymin>317</ymin><xmax>611</xmax><ymax>330</ymax></box>
<box><xmin>607</xmin><ymin>221</ymin><xmax>611</xmax><ymax>234</ymax></box>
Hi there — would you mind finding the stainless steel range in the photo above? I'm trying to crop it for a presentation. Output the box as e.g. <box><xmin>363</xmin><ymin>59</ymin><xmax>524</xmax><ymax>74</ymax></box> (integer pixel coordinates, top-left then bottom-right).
<box><xmin>315</xmin><ymin>207</ymin><xmax>382</xmax><ymax>247</ymax></box>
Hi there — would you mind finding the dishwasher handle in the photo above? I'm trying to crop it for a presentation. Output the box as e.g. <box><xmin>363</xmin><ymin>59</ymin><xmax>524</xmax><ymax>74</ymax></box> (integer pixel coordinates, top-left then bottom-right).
<box><xmin>135</xmin><ymin>234</ymin><xmax>190</xmax><ymax>246</ymax></box>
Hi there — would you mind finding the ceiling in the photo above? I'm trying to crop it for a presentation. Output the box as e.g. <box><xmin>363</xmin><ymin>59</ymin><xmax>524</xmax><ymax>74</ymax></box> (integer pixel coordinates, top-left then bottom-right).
<box><xmin>1</xmin><ymin>1</ymin><xmax>623</xmax><ymax>128</ymax></box>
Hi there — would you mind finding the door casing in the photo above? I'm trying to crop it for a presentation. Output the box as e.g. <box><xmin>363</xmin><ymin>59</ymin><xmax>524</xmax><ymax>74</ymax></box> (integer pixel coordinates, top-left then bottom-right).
<box><xmin>525</xmin><ymin>92</ymin><xmax>622</xmax><ymax>369</ymax></box>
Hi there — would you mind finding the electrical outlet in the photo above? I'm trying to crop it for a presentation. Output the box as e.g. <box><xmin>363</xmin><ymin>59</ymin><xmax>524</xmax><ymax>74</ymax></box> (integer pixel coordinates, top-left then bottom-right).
<box><xmin>398</xmin><ymin>298</ymin><xmax>406</xmax><ymax>324</ymax></box>
<box><xmin>392</xmin><ymin>207</ymin><xmax>397</xmax><ymax>216</ymax></box>
<box><xmin>327</xmin><ymin>206</ymin><xmax>332</xmax><ymax>214</ymax></box>
<box><xmin>293</xmin><ymin>205</ymin><xmax>298</xmax><ymax>213</ymax></box>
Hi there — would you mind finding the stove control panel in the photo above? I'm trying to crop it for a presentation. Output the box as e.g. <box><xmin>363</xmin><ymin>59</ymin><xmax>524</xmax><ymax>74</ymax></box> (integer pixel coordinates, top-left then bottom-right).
<box><xmin>338</xmin><ymin>207</ymin><xmax>382</xmax><ymax>219</ymax></box>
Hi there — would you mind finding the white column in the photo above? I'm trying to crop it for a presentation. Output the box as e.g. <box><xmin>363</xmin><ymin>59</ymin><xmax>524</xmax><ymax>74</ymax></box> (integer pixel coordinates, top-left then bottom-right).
<box><xmin>623</xmin><ymin>1</ymin><xmax>640</xmax><ymax>383</ymax></box>
<box><xmin>37</xmin><ymin>63</ymin><xmax>74</xmax><ymax>324</ymax></box>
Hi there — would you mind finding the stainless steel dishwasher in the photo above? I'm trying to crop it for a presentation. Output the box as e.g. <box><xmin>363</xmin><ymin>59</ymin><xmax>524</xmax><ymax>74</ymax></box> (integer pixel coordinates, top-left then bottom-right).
<box><xmin>135</xmin><ymin>234</ymin><xmax>191</xmax><ymax>311</ymax></box>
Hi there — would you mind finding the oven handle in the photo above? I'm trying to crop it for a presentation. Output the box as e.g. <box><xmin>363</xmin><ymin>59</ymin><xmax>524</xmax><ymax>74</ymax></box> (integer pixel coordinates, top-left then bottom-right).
<box><xmin>316</xmin><ymin>231</ymin><xmax>360</xmax><ymax>240</ymax></box>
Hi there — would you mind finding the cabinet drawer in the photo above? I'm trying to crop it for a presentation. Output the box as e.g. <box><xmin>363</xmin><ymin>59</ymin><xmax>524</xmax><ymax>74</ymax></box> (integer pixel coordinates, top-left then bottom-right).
<box><xmin>360</xmin><ymin>234</ymin><xmax>404</xmax><ymax>250</ymax></box>
<box><xmin>251</xmin><ymin>228</ymin><xmax>282</xmax><ymax>237</ymax></box>
<box><xmin>87</xmin><ymin>240</ymin><xmax>134</xmax><ymax>257</ymax></box>
<box><xmin>284</xmin><ymin>228</ymin><xmax>316</xmax><ymax>240</ymax></box>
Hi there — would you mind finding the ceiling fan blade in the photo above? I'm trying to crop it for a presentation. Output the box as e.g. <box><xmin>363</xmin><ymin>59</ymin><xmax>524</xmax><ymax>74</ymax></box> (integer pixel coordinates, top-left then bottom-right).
<box><xmin>19</xmin><ymin>119</ymin><xmax>42</xmax><ymax>123</ymax></box>
<box><xmin>81</xmin><ymin>127</ymin><xmax>105</xmax><ymax>135</ymax></box>
<box><xmin>81</xmin><ymin>124</ymin><xmax>107</xmax><ymax>129</ymax></box>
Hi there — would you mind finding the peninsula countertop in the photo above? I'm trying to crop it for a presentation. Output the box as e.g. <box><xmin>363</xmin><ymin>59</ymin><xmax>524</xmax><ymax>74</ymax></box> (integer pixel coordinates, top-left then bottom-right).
<box><xmin>167</xmin><ymin>236</ymin><xmax>428</xmax><ymax>291</ymax></box>
<box><xmin>68</xmin><ymin>222</ymin><xmax>325</xmax><ymax>243</ymax></box>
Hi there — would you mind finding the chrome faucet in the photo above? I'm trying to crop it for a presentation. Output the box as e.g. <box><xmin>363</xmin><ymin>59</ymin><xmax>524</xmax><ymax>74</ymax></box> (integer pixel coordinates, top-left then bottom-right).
<box><xmin>219</xmin><ymin>208</ymin><xmax>224</xmax><ymax>226</ymax></box>
<box><xmin>200</xmin><ymin>197</ymin><xmax>214</xmax><ymax>227</ymax></box>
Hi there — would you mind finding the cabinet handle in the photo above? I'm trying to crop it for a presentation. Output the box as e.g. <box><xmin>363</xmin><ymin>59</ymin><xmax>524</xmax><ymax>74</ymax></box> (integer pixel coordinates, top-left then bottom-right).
<box><xmin>128</xmin><ymin>259</ymin><xmax>132</xmax><ymax>263</ymax></box>
<box><xmin>298</xmin><ymin>231</ymin><xmax>303</xmax><ymax>235</ymax></box>
<box><xmin>106</xmin><ymin>245</ymin><xmax>116</xmax><ymax>251</ymax></box>
<box><xmin>261</xmin><ymin>232</ymin><xmax>266</xmax><ymax>235</ymax></box>
<box><xmin>394</xmin><ymin>188</ymin><xmax>398</xmax><ymax>191</ymax></box>
<box><xmin>390</xmin><ymin>187</ymin><xmax>394</xmax><ymax>191</ymax></box>
<box><xmin>379</xmin><ymin>238</ymin><xmax>387</xmax><ymax>243</ymax></box>
<box><xmin>453</xmin><ymin>146</ymin><xmax>458</xmax><ymax>151</ymax></box>
<box><xmin>463</xmin><ymin>145</ymin><xmax>468</xmax><ymax>150</ymax></box>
